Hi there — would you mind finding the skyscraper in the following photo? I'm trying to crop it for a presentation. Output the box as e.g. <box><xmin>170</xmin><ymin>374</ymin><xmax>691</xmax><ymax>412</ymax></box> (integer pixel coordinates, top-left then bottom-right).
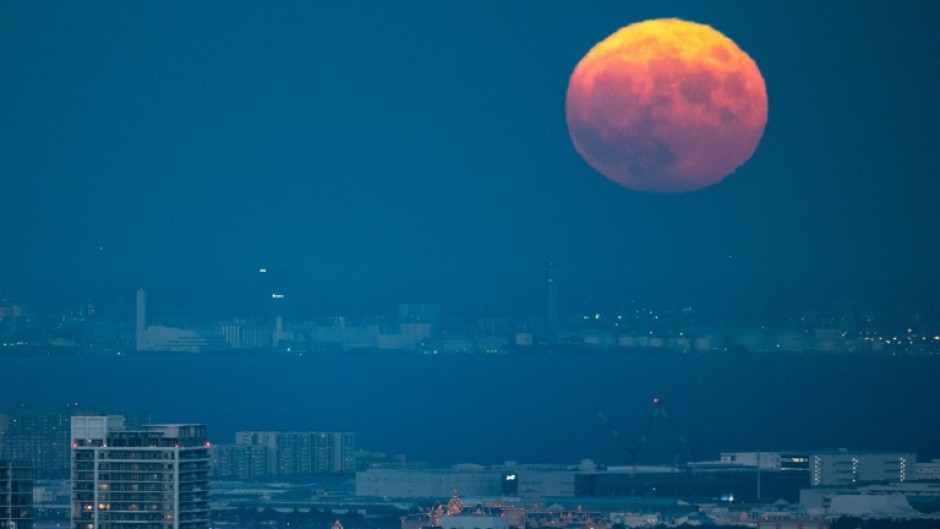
<box><xmin>71</xmin><ymin>416</ymin><xmax>210</xmax><ymax>529</ymax></box>
<box><xmin>0</xmin><ymin>460</ymin><xmax>33</xmax><ymax>529</ymax></box>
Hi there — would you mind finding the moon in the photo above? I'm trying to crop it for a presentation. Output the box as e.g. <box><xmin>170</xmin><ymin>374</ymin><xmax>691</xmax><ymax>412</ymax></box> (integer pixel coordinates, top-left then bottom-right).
<box><xmin>566</xmin><ymin>19</ymin><xmax>768</xmax><ymax>193</ymax></box>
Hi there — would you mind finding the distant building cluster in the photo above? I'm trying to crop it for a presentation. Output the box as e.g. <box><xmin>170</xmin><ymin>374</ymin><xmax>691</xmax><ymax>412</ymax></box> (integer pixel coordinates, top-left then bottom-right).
<box><xmin>210</xmin><ymin>431</ymin><xmax>356</xmax><ymax>480</ymax></box>
<box><xmin>133</xmin><ymin>289</ymin><xmax>454</xmax><ymax>354</ymax></box>
<box><xmin>356</xmin><ymin>450</ymin><xmax>926</xmax><ymax>508</ymax></box>
<box><xmin>354</xmin><ymin>450</ymin><xmax>940</xmax><ymax>523</ymax></box>
<box><xmin>3</xmin><ymin>281</ymin><xmax>940</xmax><ymax>355</ymax></box>
<box><xmin>570</xmin><ymin>311</ymin><xmax>940</xmax><ymax>355</ymax></box>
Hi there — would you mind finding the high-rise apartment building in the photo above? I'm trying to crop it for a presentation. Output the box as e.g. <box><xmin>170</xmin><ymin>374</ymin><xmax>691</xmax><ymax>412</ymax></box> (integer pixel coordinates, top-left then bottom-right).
<box><xmin>0</xmin><ymin>460</ymin><xmax>33</xmax><ymax>529</ymax></box>
<box><xmin>210</xmin><ymin>431</ymin><xmax>355</xmax><ymax>479</ymax></box>
<box><xmin>71</xmin><ymin>416</ymin><xmax>210</xmax><ymax>529</ymax></box>
<box><xmin>0</xmin><ymin>412</ymin><xmax>150</xmax><ymax>478</ymax></box>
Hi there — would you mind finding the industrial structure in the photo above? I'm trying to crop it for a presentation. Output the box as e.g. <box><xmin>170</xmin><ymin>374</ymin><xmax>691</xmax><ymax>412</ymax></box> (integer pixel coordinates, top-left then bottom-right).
<box><xmin>135</xmin><ymin>289</ymin><xmax>228</xmax><ymax>353</ymax></box>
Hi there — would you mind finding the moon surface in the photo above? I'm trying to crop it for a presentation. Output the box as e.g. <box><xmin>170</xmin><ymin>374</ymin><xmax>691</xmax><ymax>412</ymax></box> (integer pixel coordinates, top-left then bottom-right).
<box><xmin>566</xmin><ymin>19</ymin><xmax>768</xmax><ymax>192</ymax></box>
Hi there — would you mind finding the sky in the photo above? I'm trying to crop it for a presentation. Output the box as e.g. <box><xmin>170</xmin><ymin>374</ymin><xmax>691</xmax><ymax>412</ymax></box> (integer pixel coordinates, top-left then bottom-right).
<box><xmin>2</xmin><ymin>1</ymin><xmax>939</xmax><ymax>318</ymax></box>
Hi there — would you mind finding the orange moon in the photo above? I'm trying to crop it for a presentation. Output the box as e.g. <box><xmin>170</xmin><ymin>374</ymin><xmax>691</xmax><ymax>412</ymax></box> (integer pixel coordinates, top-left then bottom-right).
<box><xmin>566</xmin><ymin>19</ymin><xmax>768</xmax><ymax>192</ymax></box>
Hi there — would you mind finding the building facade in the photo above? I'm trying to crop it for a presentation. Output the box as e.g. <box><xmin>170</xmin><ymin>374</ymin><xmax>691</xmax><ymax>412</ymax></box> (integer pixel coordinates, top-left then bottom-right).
<box><xmin>71</xmin><ymin>416</ymin><xmax>210</xmax><ymax>529</ymax></box>
<box><xmin>0</xmin><ymin>413</ymin><xmax>72</xmax><ymax>478</ymax></box>
<box><xmin>210</xmin><ymin>430</ymin><xmax>355</xmax><ymax>479</ymax></box>
<box><xmin>0</xmin><ymin>412</ymin><xmax>150</xmax><ymax>478</ymax></box>
<box><xmin>810</xmin><ymin>450</ymin><xmax>915</xmax><ymax>486</ymax></box>
<box><xmin>0</xmin><ymin>460</ymin><xmax>33</xmax><ymax>529</ymax></box>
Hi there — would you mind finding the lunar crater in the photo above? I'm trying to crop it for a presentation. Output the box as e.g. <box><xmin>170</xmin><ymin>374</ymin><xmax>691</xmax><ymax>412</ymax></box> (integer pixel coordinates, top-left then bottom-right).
<box><xmin>566</xmin><ymin>18</ymin><xmax>768</xmax><ymax>193</ymax></box>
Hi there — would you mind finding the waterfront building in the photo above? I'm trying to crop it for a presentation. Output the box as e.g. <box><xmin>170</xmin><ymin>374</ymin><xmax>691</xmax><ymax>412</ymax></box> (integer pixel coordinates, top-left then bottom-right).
<box><xmin>134</xmin><ymin>289</ymin><xmax>227</xmax><ymax>352</ymax></box>
<box><xmin>397</xmin><ymin>303</ymin><xmax>440</xmax><ymax>343</ymax></box>
<box><xmin>0</xmin><ymin>460</ymin><xmax>33</xmax><ymax>529</ymax></box>
<box><xmin>70</xmin><ymin>416</ymin><xmax>210</xmax><ymax>529</ymax></box>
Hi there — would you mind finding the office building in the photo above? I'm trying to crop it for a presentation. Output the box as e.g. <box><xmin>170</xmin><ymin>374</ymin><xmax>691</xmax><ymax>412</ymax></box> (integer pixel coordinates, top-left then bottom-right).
<box><xmin>810</xmin><ymin>450</ymin><xmax>915</xmax><ymax>486</ymax></box>
<box><xmin>357</xmin><ymin>466</ymin><xmax>505</xmax><ymax>498</ymax></box>
<box><xmin>357</xmin><ymin>461</ymin><xmax>808</xmax><ymax>502</ymax></box>
<box><xmin>0</xmin><ymin>460</ymin><xmax>33</xmax><ymax>529</ymax></box>
<box><xmin>71</xmin><ymin>415</ymin><xmax>210</xmax><ymax>529</ymax></box>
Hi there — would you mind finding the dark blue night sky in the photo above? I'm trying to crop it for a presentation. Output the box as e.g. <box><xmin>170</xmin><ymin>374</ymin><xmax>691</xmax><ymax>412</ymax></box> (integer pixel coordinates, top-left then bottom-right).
<box><xmin>2</xmin><ymin>1</ymin><xmax>939</xmax><ymax>315</ymax></box>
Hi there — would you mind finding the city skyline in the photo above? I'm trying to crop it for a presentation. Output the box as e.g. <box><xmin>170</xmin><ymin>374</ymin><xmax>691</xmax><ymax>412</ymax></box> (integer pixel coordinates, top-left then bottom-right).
<box><xmin>1</xmin><ymin>2</ymin><xmax>939</xmax><ymax>314</ymax></box>
<box><xmin>3</xmin><ymin>5</ymin><xmax>940</xmax><ymax>525</ymax></box>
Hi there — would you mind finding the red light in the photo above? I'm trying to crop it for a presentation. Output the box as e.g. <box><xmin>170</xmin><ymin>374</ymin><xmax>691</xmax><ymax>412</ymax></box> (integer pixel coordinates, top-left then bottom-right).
<box><xmin>204</xmin><ymin>442</ymin><xmax>212</xmax><ymax>448</ymax></box>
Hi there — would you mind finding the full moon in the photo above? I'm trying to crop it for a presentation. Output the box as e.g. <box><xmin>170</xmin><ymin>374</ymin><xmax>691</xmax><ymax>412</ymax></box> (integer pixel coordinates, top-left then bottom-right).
<box><xmin>566</xmin><ymin>19</ymin><xmax>768</xmax><ymax>193</ymax></box>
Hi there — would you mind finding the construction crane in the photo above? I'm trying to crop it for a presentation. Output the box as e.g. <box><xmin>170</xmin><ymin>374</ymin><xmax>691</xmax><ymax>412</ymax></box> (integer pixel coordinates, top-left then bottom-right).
<box><xmin>594</xmin><ymin>397</ymin><xmax>696</xmax><ymax>494</ymax></box>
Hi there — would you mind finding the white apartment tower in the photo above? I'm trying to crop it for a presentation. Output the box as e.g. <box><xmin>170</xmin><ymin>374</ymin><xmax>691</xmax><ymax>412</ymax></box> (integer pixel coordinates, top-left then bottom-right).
<box><xmin>71</xmin><ymin>416</ymin><xmax>210</xmax><ymax>529</ymax></box>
